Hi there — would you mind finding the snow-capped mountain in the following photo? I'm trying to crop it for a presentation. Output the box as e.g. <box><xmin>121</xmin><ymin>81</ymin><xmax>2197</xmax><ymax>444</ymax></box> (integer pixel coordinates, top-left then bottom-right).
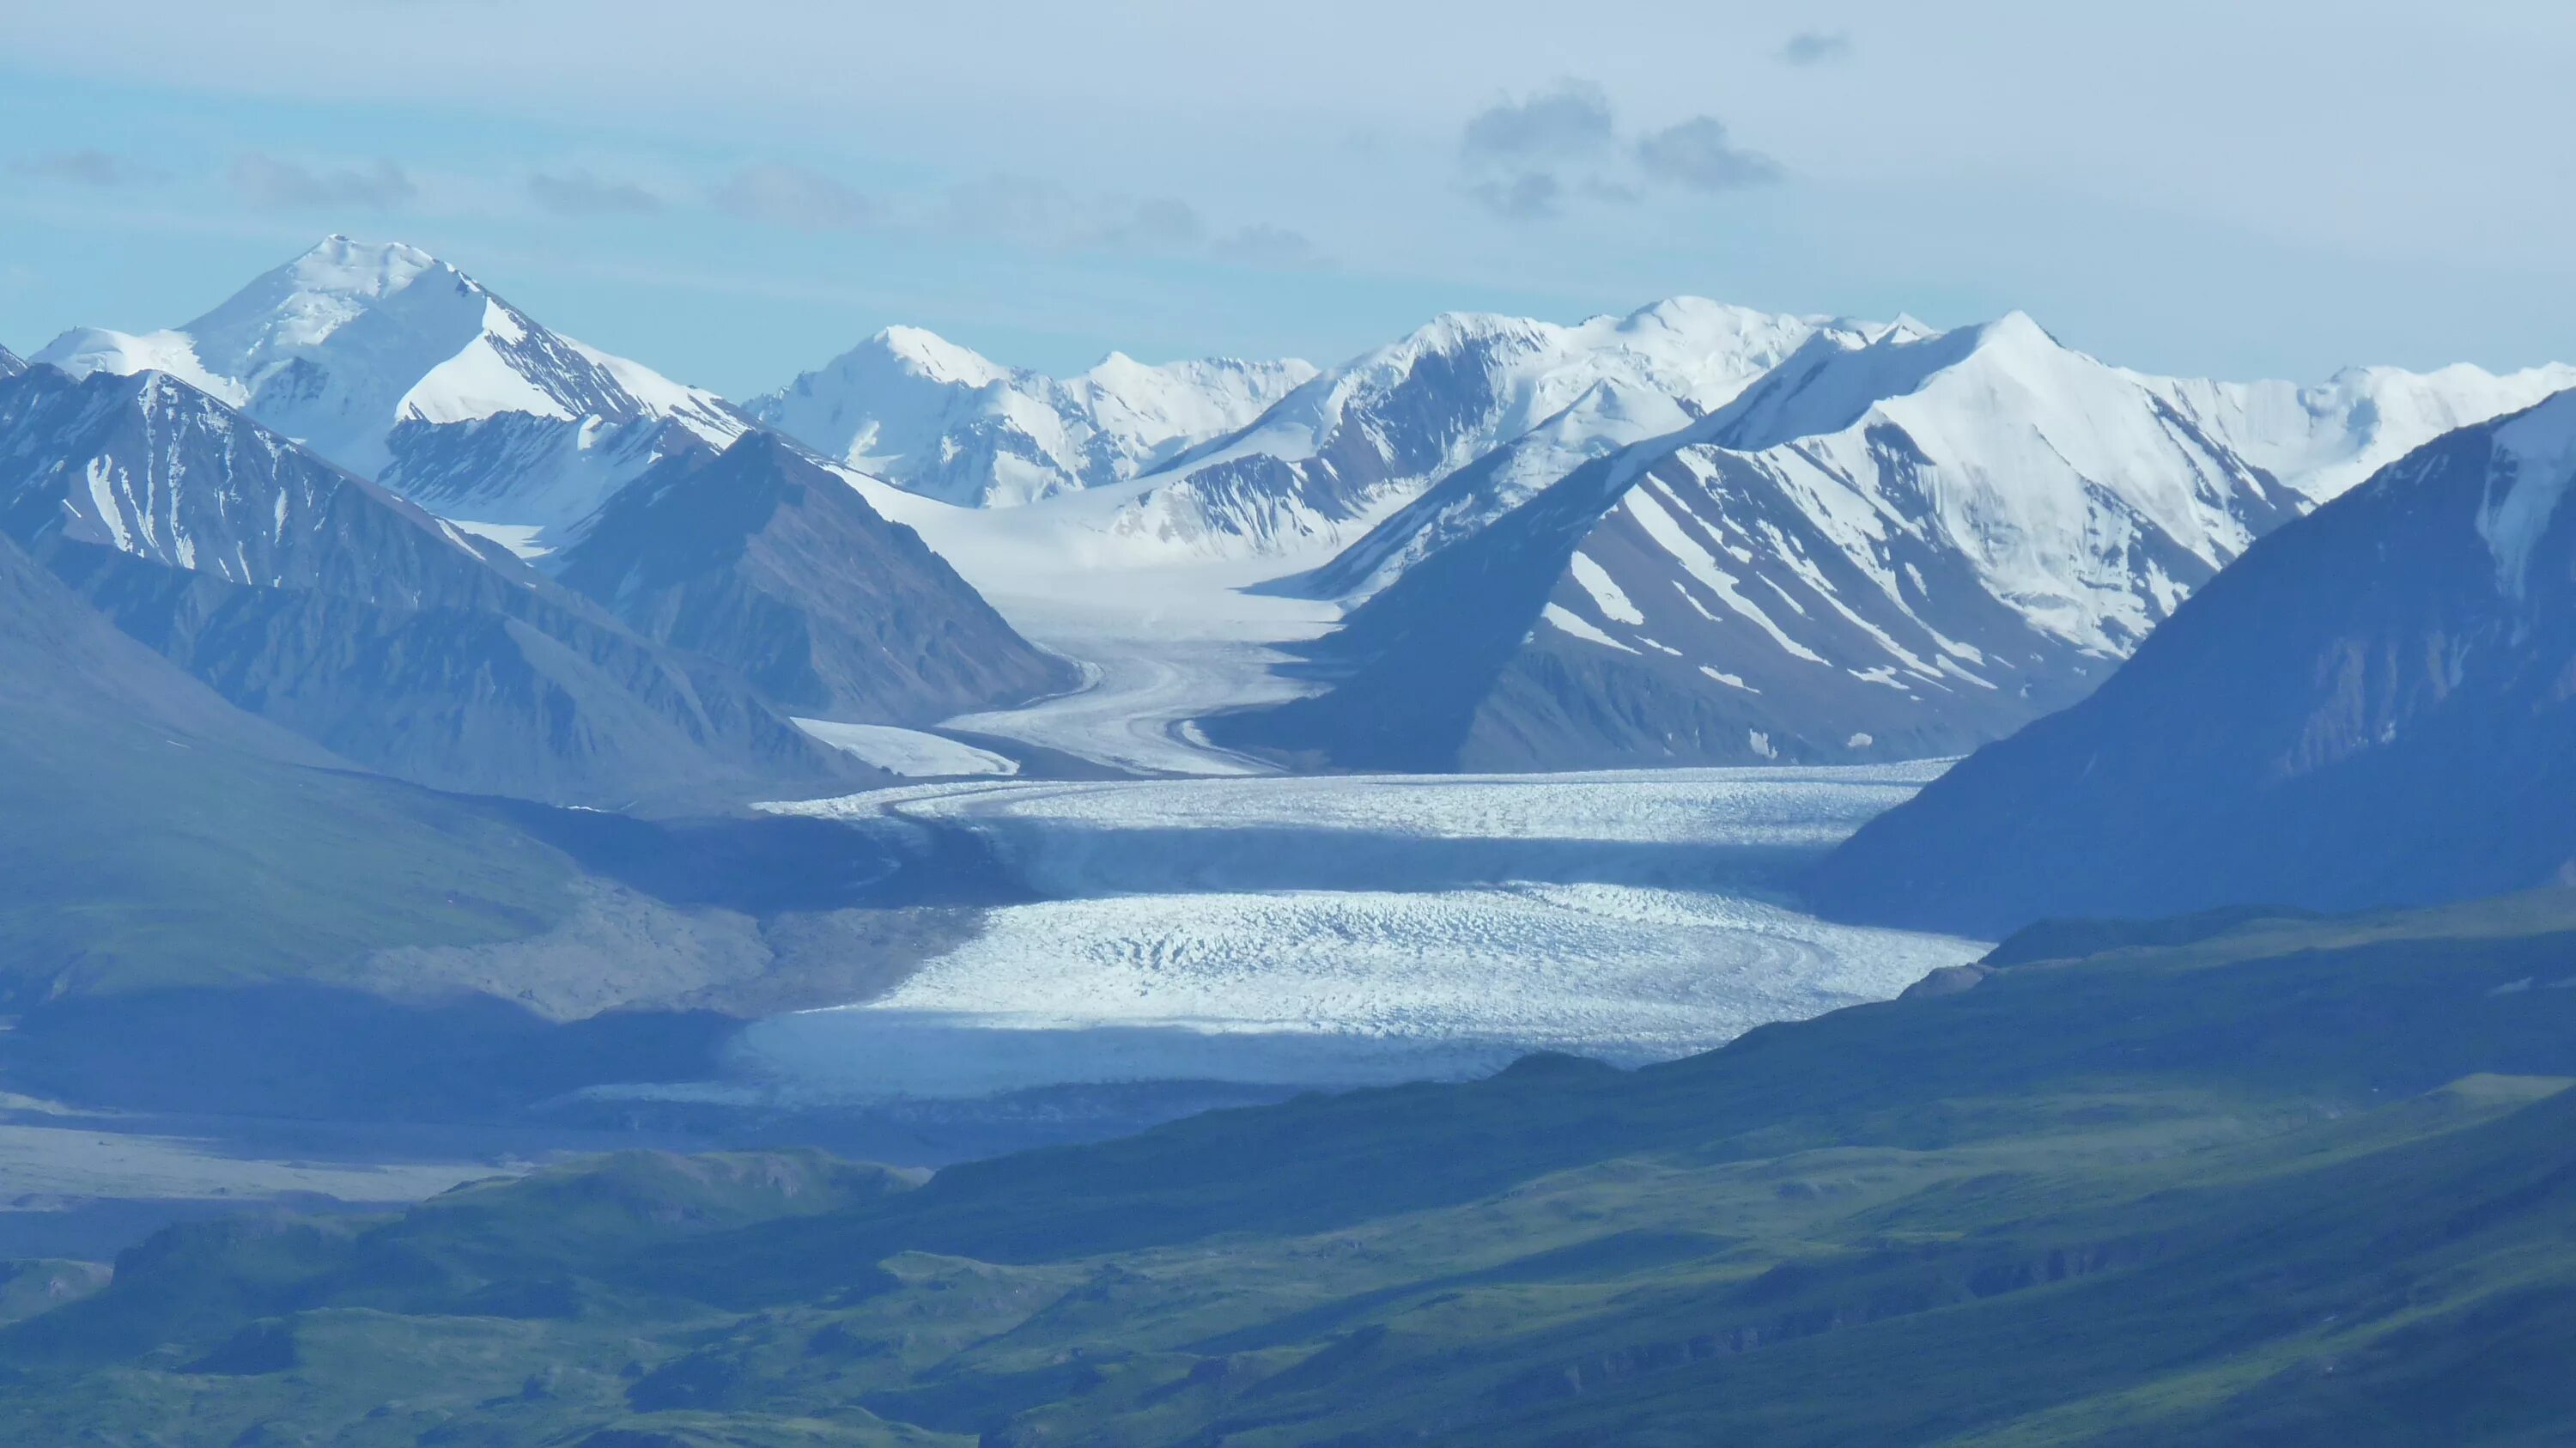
<box><xmin>0</xmin><ymin>343</ymin><xmax>24</xmax><ymax>379</ymax></box>
<box><xmin>751</xmin><ymin>327</ymin><xmax>1315</xmax><ymax>508</ymax></box>
<box><xmin>1087</xmin><ymin>299</ymin><xmax>1892</xmax><ymax>557</ymax></box>
<box><xmin>33</xmin><ymin>236</ymin><xmax>746</xmax><ymax>545</ymax></box>
<box><xmin>2140</xmin><ymin>360</ymin><xmax>2576</xmax><ymax>505</ymax></box>
<box><xmin>0</xmin><ymin>363</ymin><xmax>859</xmax><ymax>806</ymax></box>
<box><xmin>1211</xmin><ymin>314</ymin><xmax>2306</xmax><ymax>770</ymax></box>
<box><xmin>1273</xmin><ymin>374</ymin><xmax>1699</xmax><ymax>603</ymax></box>
<box><xmin>552</xmin><ymin>429</ymin><xmax>1078</xmax><ymax>722</ymax></box>
<box><xmin>1812</xmin><ymin>383</ymin><xmax>2576</xmax><ymax>935</ymax></box>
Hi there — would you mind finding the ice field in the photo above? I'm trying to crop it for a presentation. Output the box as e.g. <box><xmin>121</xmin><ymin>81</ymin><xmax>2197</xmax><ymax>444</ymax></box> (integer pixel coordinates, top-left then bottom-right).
<box><xmin>739</xmin><ymin>765</ymin><xmax>1987</xmax><ymax>1099</ymax></box>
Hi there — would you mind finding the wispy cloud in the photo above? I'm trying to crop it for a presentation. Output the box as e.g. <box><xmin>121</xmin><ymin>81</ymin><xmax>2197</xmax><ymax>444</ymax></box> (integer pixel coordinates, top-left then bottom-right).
<box><xmin>710</xmin><ymin>164</ymin><xmax>881</xmax><ymax>231</ymax></box>
<box><xmin>1467</xmin><ymin>171</ymin><xmax>1564</xmax><ymax>222</ymax></box>
<box><xmin>527</xmin><ymin>168</ymin><xmax>662</xmax><ymax>216</ymax></box>
<box><xmin>938</xmin><ymin>174</ymin><xmax>1198</xmax><ymax>253</ymax></box>
<box><xmin>1210</xmin><ymin>222</ymin><xmax>1328</xmax><ymax>271</ymax></box>
<box><xmin>10</xmin><ymin>149</ymin><xmax>162</xmax><ymax>187</ymax></box>
<box><xmin>1781</xmin><ymin>31</ymin><xmax>1856</xmax><ymax>65</ymax></box>
<box><xmin>229</xmin><ymin>154</ymin><xmax>416</xmax><ymax>210</ymax></box>
<box><xmin>1459</xmin><ymin>80</ymin><xmax>1618</xmax><ymax>219</ymax></box>
<box><xmin>1461</xmin><ymin>80</ymin><xmax>1618</xmax><ymax>164</ymax></box>
<box><xmin>932</xmin><ymin>175</ymin><xmax>1326</xmax><ymax>269</ymax></box>
<box><xmin>1457</xmin><ymin>82</ymin><xmax>1782</xmax><ymax>221</ymax></box>
<box><xmin>701</xmin><ymin>166</ymin><xmax>1329</xmax><ymax>273</ymax></box>
<box><xmin>1635</xmin><ymin>117</ymin><xmax>1781</xmax><ymax>193</ymax></box>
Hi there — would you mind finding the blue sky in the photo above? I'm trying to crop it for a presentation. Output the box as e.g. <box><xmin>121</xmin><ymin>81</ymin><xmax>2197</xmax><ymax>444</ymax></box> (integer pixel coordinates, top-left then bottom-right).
<box><xmin>3</xmin><ymin>0</ymin><xmax>2572</xmax><ymax>397</ymax></box>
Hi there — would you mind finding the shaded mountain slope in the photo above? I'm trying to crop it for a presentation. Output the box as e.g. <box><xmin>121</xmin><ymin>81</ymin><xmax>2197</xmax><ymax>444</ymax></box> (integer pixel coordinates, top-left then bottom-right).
<box><xmin>0</xmin><ymin>525</ymin><xmax>574</xmax><ymax>1008</ymax></box>
<box><xmin>1809</xmin><ymin>386</ymin><xmax>2576</xmax><ymax>937</ymax></box>
<box><xmin>553</xmin><ymin>431</ymin><xmax>1077</xmax><ymax>721</ymax></box>
<box><xmin>0</xmin><ymin>366</ymin><xmax>855</xmax><ymax>806</ymax></box>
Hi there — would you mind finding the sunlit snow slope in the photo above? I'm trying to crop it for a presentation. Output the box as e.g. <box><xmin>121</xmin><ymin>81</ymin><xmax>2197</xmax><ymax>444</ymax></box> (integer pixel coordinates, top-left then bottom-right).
<box><xmin>752</xmin><ymin>327</ymin><xmax>1316</xmax><ymax>508</ymax></box>
<box><xmin>1216</xmin><ymin>318</ymin><xmax>2576</xmax><ymax>773</ymax></box>
<box><xmin>36</xmin><ymin>236</ymin><xmax>746</xmax><ymax>545</ymax></box>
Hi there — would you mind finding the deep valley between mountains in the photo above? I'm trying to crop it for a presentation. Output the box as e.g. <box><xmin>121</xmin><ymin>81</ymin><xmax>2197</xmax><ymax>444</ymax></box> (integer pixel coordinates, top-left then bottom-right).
<box><xmin>2</xmin><ymin>234</ymin><xmax>2573</xmax><ymax>1447</ymax></box>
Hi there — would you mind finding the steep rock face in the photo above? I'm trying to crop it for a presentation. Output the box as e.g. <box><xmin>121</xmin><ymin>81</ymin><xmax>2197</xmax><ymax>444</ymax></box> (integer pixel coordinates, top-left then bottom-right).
<box><xmin>0</xmin><ymin>344</ymin><xmax>24</xmax><ymax>379</ymax></box>
<box><xmin>752</xmin><ymin>326</ymin><xmax>1314</xmax><ymax>508</ymax></box>
<box><xmin>33</xmin><ymin>236</ymin><xmax>746</xmax><ymax>542</ymax></box>
<box><xmin>0</xmin><ymin>367</ymin><xmax>853</xmax><ymax>807</ymax></box>
<box><xmin>552</xmin><ymin>430</ymin><xmax>1078</xmax><ymax>721</ymax></box>
<box><xmin>1218</xmin><ymin>316</ymin><xmax>2301</xmax><ymax>770</ymax></box>
<box><xmin>1808</xmin><ymin>386</ymin><xmax>2576</xmax><ymax>936</ymax></box>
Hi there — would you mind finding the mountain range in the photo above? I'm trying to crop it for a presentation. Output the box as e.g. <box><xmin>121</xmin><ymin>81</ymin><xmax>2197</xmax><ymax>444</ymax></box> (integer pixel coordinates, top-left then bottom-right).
<box><xmin>749</xmin><ymin>326</ymin><xmax>1315</xmax><ymax>508</ymax></box>
<box><xmin>0</xmin><ymin>363</ymin><xmax>860</xmax><ymax>806</ymax></box>
<box><xmin>1811</xmin><ymin>386</ymin><xmax>2576</xmax><ymax>936</ymax></box>
<box><xmin>0</xmin><ymin>360</ymin><xmax>1062</xmax><ymax>806</ymax></box>
<box><xmin>20</xmin><ymin>236</ymin><xmax>2576</xmax><ymax>784</ymax></box>
<box><xmin>1068</xmin><ymin>300</ymin><xmax>1885</xmax><ymax>557</ymax></box>
<box><xmin>743</xmin><ymin>289</ymin><xmax>2564</xmax><ymax>773</ymax></box>
<box><xmin>1209</xmin><ymin>316</ymin><xmax>2573</xmax><ymax>769</ymax></box>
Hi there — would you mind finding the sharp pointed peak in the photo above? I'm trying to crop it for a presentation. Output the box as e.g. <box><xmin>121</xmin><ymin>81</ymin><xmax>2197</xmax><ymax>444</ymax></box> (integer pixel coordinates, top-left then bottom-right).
<box><xmin>1974</xmin><ymin>310</ymin><xmax>2063</xmax><ymax>350</ymax></box>
<box><xmin>861</xmin><ymin>325</ymin><xmax>1008</xmax><ymax>386</ymax></box>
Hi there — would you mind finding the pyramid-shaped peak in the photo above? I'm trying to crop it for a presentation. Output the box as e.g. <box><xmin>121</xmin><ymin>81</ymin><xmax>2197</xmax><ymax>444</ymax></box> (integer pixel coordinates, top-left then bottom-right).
<box><xmin>869</xmin><ymin>325</ymin><xmax>1008</xmax><ymax>387</ymax></box>
<box><xmin>1971</xmin><ymin>310</ymin><xmax>2068</xmax><ymax>355</ymax></box>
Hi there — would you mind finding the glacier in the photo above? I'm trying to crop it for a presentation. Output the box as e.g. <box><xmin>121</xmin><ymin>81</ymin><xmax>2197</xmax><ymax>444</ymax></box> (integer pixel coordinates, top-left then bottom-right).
<box><xmin>739</xmin><ymin>765</ymin><xmax>1988</xmax><ymax>1098</ymax></box>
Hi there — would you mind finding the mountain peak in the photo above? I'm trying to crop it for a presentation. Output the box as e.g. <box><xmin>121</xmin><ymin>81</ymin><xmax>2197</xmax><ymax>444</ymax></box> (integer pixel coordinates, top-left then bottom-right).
<box><xmin>284</xmin><ymin>235</ymin><xmax>453</xmax><ymax>300</ymax></box>
<box><xmin>1971</xmin><ymin>309</ymin><xmax>2064</xmax><ymax>355</ymax></box>
<box><xmin>36</xmin><ymin>240</ymin><xmax>742</xmax><ymax>541</ymax></box>
<box><xmin>871</xmin><ymin>325</ymin><xmax>1008</xmax><ymax>388</ymax></box>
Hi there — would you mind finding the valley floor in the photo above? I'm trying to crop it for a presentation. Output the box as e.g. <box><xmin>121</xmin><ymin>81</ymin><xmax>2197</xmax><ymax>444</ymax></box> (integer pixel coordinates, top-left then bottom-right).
<box><xmin>2</xmin><ymin>764</ymin><xmax>1978</xmax><ymax>1264</ymax></box>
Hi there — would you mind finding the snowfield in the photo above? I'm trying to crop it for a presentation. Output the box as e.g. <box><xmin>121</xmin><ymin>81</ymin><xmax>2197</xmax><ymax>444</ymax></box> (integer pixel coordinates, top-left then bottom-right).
<box><xmin>789</xmin><ymin>718</ymin><xmax>1019</xmax><ymax>778</ymax></box>
<box><xmin>740</xmin><ymin>765</ymin><xmax>1986</xmax><ymax>1098</ymax></box>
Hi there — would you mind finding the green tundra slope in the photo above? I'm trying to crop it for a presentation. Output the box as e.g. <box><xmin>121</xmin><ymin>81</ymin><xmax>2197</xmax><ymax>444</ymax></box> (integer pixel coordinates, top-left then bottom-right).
<box><xmin>0</xmin><ymin>530</ymin><xmax>574</xmax><ymax>1007</ymax></box>
<box><xmin>5</xmin><ymin>890</ymin><xmax>2574</xmax><ymax>1445</ymax></box>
